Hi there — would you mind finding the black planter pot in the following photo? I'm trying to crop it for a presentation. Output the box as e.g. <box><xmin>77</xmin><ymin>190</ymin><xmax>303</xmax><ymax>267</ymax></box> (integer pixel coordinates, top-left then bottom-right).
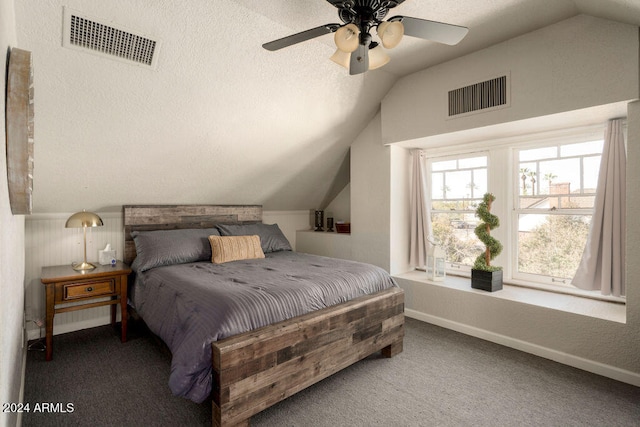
<box><xmin>471</xmin><ymin>269</ymin><xmax>503</xmax><ymax>292</ymax></box>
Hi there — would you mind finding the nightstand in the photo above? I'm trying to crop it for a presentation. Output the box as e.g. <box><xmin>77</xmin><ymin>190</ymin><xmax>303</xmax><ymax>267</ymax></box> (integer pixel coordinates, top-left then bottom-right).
<box><xmin>41</xmin><ymin>261</ymin><xmax>132</xmax><ymax>361</ymax></box>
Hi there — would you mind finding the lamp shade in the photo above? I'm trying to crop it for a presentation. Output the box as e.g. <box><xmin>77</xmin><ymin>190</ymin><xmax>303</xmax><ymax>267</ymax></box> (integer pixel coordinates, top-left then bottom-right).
<box><xmin>334</xmin><ymin>23</ymin><xmax>360</xmax><ymax>53</ymax></box>
<box><xmin>368</xmin><ymin>42</ymin><xmax>390</xmax><ymax>70</ymax></box>
<box><xmin>330</xmin><ymin>49</ymin><xmax>350</xmax><ymax>69</ymax></box>
<box><xmin>377</xmin><ymin>21</ymin><xmax>404</xmax><ymax>49</ymax></box>
<box><xmin>65</xmin><ymin>210</ymin><xmax>104</xmax><ymax>228</ymax></box>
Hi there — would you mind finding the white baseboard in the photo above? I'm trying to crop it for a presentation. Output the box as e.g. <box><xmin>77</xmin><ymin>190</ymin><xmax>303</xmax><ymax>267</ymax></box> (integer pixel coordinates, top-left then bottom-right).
<box><xmin>26</xmin><ymin>315</ymin><xmax>113</xmax><ymax>341</ymax></box>
<box><xmin>405</xmin><ymin>308</ymin><xmax>640</xmax><ymax>387</ymax></box>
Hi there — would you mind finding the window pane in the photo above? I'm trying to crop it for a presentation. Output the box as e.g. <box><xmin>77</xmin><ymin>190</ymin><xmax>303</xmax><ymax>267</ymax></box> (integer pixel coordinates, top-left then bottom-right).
<box><xmin>432</xmin><ymin>159</ymin><xmax>457</xmax><ymax>172</ymax></box>
<box><xmin>519</xmin><ymin>140</ymin><xmax>602</xmax><ymax>209</ymax></box>
<box><xmin>432</xmin><ymin>212</ymin><xmax>483</xmax><ymax>266</ymax></box>
<box><xmin>538</xmin><ymin>162</ymin><xmax>561</xmax><ymax>195</ymax></box>
<box><xmin>525</xmin><ymin>158</ymin><xmax>583</xmax><ymax>201</ymax></box>
<box><xmin>459</xmin><ymin>156</ymin><xmax>487</xmax><ymax>169</ymax></box>
<box><xmin>565</xmin><ymin>195</ymin><xmax>596</xmax><ymax>209</ymax></box>
<box><xmin>547</xmin><ymin>158</ymin><xmax>581</xmax><ymax>191</ymax></box>
<box><xmin>474</xmin><ymin>169</ymin><xmax>488</xmax><ymax>196</ymax></box>
<box><xmin>518</xmin><ymin>163</ymin><xmax>537</xmax><ymax>195</ymax></box>
<box><xmin>429</xmin><ymin>154</ymin><xmax>487</xmax><ymax>269</ymax></box>
<box><xmin>519</xmin><ymin>196</ymin><xmax>547</xmax><ymax>209</ymax></box>
<box><xmin>432</xmin><ymin>172</ymin><xmax>444</xmax><ymax>199</ymax></box>
<box><xmin>560</xmin><ymin>140</ymin><xmax>603</xmax><ymax>157</ymax></box>
<box><xmin>515</xmin><ymin>137</ymin><xmax>604</xmax><ymax>287</ymax></box>
<box><xmin>520</xmin><ymin>146</ymin><xmax>557</xmax><ymax>162</ymax></box>
<box><xmin>433</xmin><ymin>200</ymin><xmax>476</xmax><ymax>211</ymax></box>
<box><xmin>583</xmin><ymin>155</ymin><xmax>601</xmax><ymax>190</ymax></box>
<box><xmin>520</xmin><ymin>195</ymin><xmax>596</xmax><ymax>210</ymax></box>
<box><xmin>518</xmin><ymin>213</ymin><xmax>591</xmax><ymax>279</ymax></box>
<box><xmin>445</xmin><ymin>170</ymin><xmax>472</xmax><ymax>199</ymax></box>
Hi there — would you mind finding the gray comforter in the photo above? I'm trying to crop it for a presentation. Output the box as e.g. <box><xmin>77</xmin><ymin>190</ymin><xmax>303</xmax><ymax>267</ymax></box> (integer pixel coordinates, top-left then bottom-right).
<box><xmin>131</xmin><ymin>251</ymin><xmax>397</xmax><ymax>403</ymax></box>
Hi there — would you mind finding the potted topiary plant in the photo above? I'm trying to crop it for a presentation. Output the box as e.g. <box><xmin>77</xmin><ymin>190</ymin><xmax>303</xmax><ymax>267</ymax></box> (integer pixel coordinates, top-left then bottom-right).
<box><xmin>471</xmin><ymin>193</ymin><xmax>503</xmax><ymax>291</ymax></box>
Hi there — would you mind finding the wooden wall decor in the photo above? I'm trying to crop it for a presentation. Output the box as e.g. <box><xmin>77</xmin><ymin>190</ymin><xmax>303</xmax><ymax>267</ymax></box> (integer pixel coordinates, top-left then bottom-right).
<box><xmin>6</xmin><ymin>48</ymin><xmax>34</xmax><ymax>215</ymax></box>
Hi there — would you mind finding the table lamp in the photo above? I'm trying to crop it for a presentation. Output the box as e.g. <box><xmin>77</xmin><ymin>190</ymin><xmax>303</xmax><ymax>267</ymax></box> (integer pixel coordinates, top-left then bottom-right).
<box><xmin>66</xmin><ymin>210</ymin><xmax>103</xmax><ymax>271</ymax></box>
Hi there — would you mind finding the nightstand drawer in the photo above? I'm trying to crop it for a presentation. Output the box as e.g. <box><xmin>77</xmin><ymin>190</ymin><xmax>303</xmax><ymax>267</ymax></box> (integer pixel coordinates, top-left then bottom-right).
<box><xmin>64</xmin><ymin>279</ymin><xmax>115</xmax><ymax>300</ymax></box>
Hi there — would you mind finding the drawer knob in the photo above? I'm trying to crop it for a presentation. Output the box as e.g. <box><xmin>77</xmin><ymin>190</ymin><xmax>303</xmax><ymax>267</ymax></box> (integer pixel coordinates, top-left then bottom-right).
<box><xmin>86</xmin><ymin>286</ymin><xmax>93</xmax><ymax>292</ymax></box>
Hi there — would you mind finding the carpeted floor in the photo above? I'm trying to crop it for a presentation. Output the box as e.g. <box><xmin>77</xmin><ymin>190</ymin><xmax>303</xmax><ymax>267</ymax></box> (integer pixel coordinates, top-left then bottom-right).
<box><xmin>23</xmin><ymin>317</ymin><xmax>640</xmax><ymax>426</ymax></box>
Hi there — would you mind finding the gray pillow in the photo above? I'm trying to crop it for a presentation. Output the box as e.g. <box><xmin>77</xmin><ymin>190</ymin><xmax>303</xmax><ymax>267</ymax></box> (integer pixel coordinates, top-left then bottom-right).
<box><xmin>131</xmin><ymin>228</ymin><xmax>220</xmax><ymax>272</ymax></box>
<box><xmin>216</xmin><ymin>223</ymin><xmax>292</xmax><ymax>253</ymax></box>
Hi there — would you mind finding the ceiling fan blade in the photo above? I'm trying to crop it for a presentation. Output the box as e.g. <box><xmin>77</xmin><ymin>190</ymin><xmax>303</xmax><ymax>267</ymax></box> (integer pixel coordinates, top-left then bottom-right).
<box><xmin>262</xmin><ymin>24</ymin><xmax>340</xmax><ymax>51</ymax></box>
<box><xmin>349</xmin><ymin>44</ymin><xmax>369</xmax><ymax>75</ymax></box>
<box><xmin>389</xmin><ymin>16</ymin><xmax>468</xmax><ymax>45</ymax></box>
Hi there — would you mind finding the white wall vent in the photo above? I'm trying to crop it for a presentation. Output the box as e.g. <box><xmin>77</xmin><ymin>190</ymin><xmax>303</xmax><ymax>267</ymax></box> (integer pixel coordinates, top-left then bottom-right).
<box><xmin>62</xmin><ymin>8</ymin><xmax>160</xmax><ymax>69</ymax></box>
<box><xmin>448</xmin><ymin>75</ymin><xmax>509</xmax><ymax>117</ymax></box>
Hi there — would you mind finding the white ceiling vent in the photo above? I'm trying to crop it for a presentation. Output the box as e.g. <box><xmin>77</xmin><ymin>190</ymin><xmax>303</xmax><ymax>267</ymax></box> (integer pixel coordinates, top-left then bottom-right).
<box><xmin>62</xmin><ymin>8</ymin><xmax>160</xmax><ymax>69</ymax></box>
<box><xmin>448</xmin><ymin>74</ymin><xmax>509</xmax><ymax>117</ymax></box>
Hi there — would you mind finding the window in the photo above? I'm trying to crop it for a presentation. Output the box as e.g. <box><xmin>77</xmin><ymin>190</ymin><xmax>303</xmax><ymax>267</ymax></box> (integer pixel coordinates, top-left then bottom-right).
<box><xmin>515</xmin><ymin>140</ymin><xmax>602</xmax><ymax>286</ymax></box>
<box><xmin>429</xmin><ymin>154</ymin><xmax>488</xmax><ymax>271</ymax></box>
<box><xmin>426</xmin><ymin>128</ymin><xmax>608</xmax><ymax>294</ymax></box>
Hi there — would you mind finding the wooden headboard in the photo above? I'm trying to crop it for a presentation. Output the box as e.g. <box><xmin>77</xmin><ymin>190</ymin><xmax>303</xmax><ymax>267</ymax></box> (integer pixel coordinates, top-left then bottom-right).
<box><xmin>122</xmin><ymin>204</ymin><xmax>262</xmax><ymax>265</ymax></box>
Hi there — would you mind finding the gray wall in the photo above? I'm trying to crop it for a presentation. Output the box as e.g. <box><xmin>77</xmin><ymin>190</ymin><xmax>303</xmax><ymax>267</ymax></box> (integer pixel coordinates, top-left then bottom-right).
<box><xmin>351</xmin><ymin>112</ymin><xmax>391</xmax><ymax>271</ymax></box>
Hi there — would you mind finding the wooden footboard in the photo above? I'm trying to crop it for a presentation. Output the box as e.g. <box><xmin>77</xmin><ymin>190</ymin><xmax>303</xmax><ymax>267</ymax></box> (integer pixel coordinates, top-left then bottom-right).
<box><xmin>211</xmin><ymin>286</ymin><xmax>404</xmax><ymax>427</ymax></box>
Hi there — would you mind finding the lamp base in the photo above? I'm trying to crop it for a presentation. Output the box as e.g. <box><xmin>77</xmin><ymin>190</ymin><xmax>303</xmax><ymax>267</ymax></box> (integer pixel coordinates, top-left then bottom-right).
<box><xmin>72</xmin><ymin>261</ymin><xmax>97</xmax><ymax>271</ymax></box>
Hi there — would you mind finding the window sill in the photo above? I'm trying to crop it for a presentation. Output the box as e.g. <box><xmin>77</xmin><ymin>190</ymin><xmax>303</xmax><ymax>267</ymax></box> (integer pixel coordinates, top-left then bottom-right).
<box><xmin>393</xmin><ymin>270</ymin><xmax>626</xmax><ymax>324</ymax></box>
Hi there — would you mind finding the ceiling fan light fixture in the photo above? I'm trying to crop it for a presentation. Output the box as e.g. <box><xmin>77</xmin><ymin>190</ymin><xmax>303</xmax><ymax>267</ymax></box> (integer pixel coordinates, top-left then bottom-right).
<box><xmin>330</xmin><ymin>48</ymin><xmax>350</xmax><ymax>69</ymax></box>
<box><xmin>261</xmin><ymin>1</ymin><xmax>469</xmax><ymax>76</ymax></box>
<box><xmin>368</xmin><ymin>42</ymin><xmax>390</xmax><ymax>70</ymax></box>
<box><xmin>377</xmin><ymin>20</ymin><xmax>404</xmax><ymax>49</ymax></box>
<box><xmin>334</xmin><ymin>23</ymin><xmax>360</xmax><ymax>53</ymax></box>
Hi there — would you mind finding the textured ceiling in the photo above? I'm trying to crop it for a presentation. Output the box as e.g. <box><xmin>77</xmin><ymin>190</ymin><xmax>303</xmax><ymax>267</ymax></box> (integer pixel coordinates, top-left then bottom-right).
<box><xmin>13</xmin><ymin>0</ymin><xmax>640</xmax><ymax>213</ymax></box>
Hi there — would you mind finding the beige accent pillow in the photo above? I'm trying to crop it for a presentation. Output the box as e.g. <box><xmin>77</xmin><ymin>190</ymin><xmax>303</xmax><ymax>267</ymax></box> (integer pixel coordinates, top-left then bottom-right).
<box><xmin>208</xmin><ymin>235</ymin><xmax>265</xmax><ymax>264</ymax></box>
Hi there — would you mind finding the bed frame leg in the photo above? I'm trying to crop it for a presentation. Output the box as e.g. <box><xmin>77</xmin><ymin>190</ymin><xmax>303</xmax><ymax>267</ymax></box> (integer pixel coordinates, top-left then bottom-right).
<box><xmin>212</xmin><ymin>418</ymin><xmax>249</xmax><ymax>427</ymax></box>
<box><xmin>381</xmin><ymin>339</ymin><xmax>403</xmax><ymax>358</ymax></box>
<box><xmin>213</xmin><ymin>403</ymin><xmax>250</xmax><ymax>427</ymax></box>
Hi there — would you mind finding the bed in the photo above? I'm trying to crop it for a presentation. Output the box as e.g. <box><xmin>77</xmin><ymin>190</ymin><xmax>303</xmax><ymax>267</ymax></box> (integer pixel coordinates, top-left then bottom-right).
<box><xmin>123</xmin><ymin>204</ymin><xmax>404</xmax><ymax>427</ymax></box>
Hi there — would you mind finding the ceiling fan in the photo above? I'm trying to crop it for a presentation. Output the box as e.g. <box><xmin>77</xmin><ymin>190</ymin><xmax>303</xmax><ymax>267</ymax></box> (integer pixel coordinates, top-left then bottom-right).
<box><xmin>262</xmin><ymin>0</ymin><xmax>469</xmax><ymax>75</ymax></box>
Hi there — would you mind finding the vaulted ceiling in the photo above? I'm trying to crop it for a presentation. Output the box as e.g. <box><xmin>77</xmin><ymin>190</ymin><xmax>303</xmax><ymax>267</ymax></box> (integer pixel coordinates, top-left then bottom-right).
<box><xmin>14</xmin><ymin>0</ymin><xmax>640</xmax><ymax>213</ymax></box>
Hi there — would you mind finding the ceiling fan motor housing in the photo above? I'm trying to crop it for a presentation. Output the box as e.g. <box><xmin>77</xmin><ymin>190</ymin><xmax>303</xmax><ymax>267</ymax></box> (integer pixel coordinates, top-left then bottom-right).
<box><xmin>328</xmin><ymin>0</ymin><xmax>406</xmax><ymax>49</ymax></box>
<box><xmin>328</xmin><ymin>0</ymin><xmax>406</xmax><ymax>26</ymax></box>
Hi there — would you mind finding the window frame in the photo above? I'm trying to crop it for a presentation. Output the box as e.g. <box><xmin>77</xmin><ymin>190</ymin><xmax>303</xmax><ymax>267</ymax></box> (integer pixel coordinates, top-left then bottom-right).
<box><xmin>511</xmin><ymin>139</ymin><xmax>603</xmax><ymax>287</ymax></box>
<box><xmin>422</xmin><ymin>123</ymin><xmax>621</xmax><ymax>299</ymax></box>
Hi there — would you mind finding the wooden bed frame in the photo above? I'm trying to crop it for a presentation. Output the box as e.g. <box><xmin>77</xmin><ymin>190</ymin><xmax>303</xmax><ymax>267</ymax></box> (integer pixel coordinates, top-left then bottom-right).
<box><xmin>123</xmin><ymin>205</ymin><xmax>404</xmax><ymax>427</ymax></box>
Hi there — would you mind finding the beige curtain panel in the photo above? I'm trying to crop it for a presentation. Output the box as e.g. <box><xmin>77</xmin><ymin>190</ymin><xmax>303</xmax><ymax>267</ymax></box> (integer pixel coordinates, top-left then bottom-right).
<box><xmin>572</xmin><ymin>119</ymin><xmax>626</xmax><ymax>296</ymax></box>
<box><xmin>409</xmin><ymin>150</ymin><xmax>433</xmax><ymax>269</ymax></box>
